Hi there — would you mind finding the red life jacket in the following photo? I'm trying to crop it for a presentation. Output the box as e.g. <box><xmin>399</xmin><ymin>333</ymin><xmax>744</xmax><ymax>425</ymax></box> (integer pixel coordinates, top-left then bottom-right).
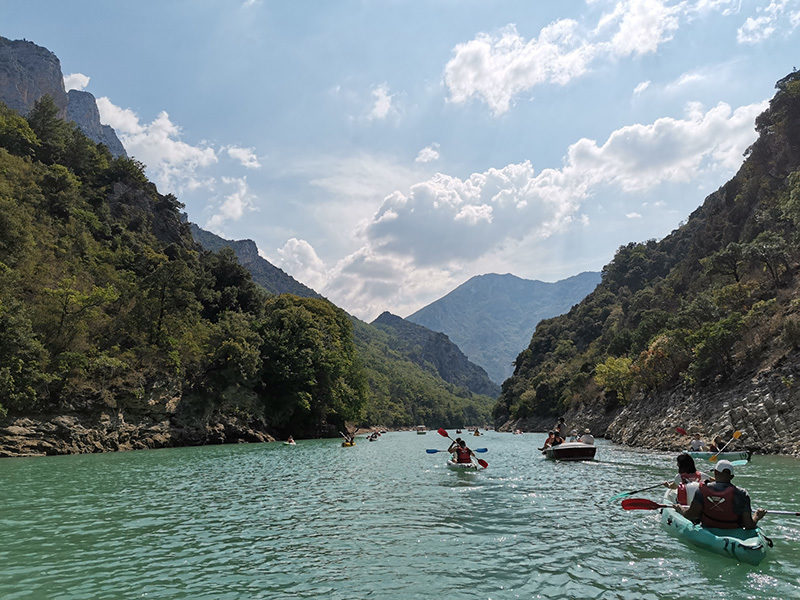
<box><xmin>456</xmin><ymin>447</ymin><xmax>472</xmax><ymax>463</ymax></box>
<box><xmin>699</xmin><ymin>483</ymin><xmax>739</xmax><ymax>529</ymax></box>
<box><xmin>677</xmin><ymin>471</ymin><xmax>702</xmax><ymax>505</ymax></box>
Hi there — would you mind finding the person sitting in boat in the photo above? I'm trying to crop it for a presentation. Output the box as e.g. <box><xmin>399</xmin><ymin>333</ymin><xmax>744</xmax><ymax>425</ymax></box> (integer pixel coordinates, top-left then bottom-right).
<box><xmin>579</xmin><ymin>428</ymin><xmax>594</xmax><ymax>444</ymax></box>
<box><xmin>568</xmin><ymin>429</ymin><xmax>579</xmax><ymax>442</ymax></box>
<box><xmin>453</xmin><ymin>439</ymin><xmax>476</xmax><ymax>464</ymax></box>
<box><xmin>554</xmin><ymin>417</ymin><xmax>567</xmax><ymax>438</ymax></box>
<box><xmin>689</xmin><ymin>435</ymin><xmax>705</xmax><ymax>451</ymax></box>
<box><xmin>287</xmin><ymin>435</ymin><xmax>295</xmax><ymax>444</ymax></box>
<box><xmin>708</xmin><ymin>435</ymin><xmax>725</xmax><ymax>452</ymax></box>
<box><xmin>540</xmin><ymin>431</ymin><xmax>556</xmax><ymax>450</ymax></box>
<box><xmin>673</xmin><ymin>460</ymin><xmax>766</xmax><ymax>530</ymax></box>
<box><xmin>665</xmin><ymin>453</ymin><xmax>711</xmax><ymax>504</ymax></box>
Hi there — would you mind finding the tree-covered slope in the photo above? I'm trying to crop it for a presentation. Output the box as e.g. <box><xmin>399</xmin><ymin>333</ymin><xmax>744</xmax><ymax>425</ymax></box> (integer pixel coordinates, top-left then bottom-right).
<box><xmin>0</xmin><ymin>96</ymin><xmax>367</xmax><ymax>451</ymax></box>
<box><xmin>371</xmin><ymin>311</ymin><xmax>500</xmax><ymax>397</ymax></box>
<box><xmin>407</xmin><ymin>271</ymin><xmax>601</xmax><ymax>383</ymax></box>
<box><xmin>494</xmin><ymin>71</ymin><xmax>800</xmax><ymax>426</ymax></box>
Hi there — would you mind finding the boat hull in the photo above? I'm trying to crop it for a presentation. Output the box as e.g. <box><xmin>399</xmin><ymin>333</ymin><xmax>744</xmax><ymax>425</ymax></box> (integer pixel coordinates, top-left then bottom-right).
<box><xmin>660</xmin><ymin>490</ymin><xmax>768</xmax><ymax>565</ymax></box>
<box><xmin>543</xmin><ymin>442</ymin><xmax>596</xmax><ymax>461</ymax></box>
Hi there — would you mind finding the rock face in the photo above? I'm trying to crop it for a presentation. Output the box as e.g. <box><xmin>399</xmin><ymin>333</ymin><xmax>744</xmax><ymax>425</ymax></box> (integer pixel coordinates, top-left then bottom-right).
<box><xmin>67</xmin><ymin>89</ymin><xmax>127</xmax><ymax>157</ymax></box>
<box><xmin>500</xmin><ymin>351</ymin><xmax>800</xmax><ymax>457</ymax></box>
<box><xmin>0</xmin><ymin>36</ymin><xmax>68</xmax><ymax>118</ymax></box>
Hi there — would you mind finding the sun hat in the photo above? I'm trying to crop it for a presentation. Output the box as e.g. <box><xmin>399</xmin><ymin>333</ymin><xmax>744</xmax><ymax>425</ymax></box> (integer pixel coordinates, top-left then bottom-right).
<box><xmin>714</xmin><ymin>459</ymin><xmax>734</xmax><ymax>475</ymax></box>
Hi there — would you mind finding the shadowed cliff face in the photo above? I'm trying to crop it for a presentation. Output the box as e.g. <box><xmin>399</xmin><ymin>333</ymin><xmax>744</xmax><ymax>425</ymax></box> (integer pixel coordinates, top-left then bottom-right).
<box><xmin>0</xmin><ymin>36</ymin><xmax>68</xmax><ymax>118</ymax></box>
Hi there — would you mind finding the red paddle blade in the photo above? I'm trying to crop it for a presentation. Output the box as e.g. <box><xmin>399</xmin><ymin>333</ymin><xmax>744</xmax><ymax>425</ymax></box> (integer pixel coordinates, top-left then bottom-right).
<box><xmin>477</xmin><ymin>458</ymin><xmax>488</xmax><ymax>469</ymax></box>
<box><xmin>675</xmin><ymin>427</ymin><xmax>687</xmax><ymax>435</ymax></box>
<box><xmin>621</xmin><ymin>498</ymin><xmax>664</xmax><ymax>510</ymax></box>
<box><xmin>437</xmin><ymin>428</ymin><xmax>449</xmax><ymax>437</ymax></box>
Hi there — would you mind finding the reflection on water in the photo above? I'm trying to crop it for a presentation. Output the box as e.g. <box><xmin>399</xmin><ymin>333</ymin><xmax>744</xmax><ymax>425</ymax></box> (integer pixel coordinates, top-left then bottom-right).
<box><xmin>0</xmin><ymin>432</ymin><xmax>798</xmax><ymax>599</ymax></box>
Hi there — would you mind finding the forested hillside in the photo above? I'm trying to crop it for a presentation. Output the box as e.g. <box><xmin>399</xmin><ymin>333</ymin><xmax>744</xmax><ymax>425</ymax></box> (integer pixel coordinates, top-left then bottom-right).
<box><xmin>0</xmin><ymin>96</ymin><xmax>369</xmax><ymax>452</ymax></box>
<box><xmin>495</xmin><ymin>72</ymin><xmax>800</xmax><ymax>449</ymax></box>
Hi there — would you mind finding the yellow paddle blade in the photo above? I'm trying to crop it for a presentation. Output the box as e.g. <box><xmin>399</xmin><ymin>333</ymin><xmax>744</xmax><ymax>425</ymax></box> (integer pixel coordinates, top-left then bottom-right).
<box><xmin>733</xmin><ymin>430</ymin><xmax>743</xmax><ymax>438</ymax></box>
<box><xmin>709</xmin><ymin>454</ymin><xmax>718</xmax><ymax>462</ymax></box>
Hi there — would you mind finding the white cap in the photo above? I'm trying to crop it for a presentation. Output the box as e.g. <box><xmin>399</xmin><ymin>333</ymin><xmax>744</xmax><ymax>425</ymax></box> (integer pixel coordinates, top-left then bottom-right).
<box><xmin>714</xmin><ymin>459</ymin><xmax>734</xmax><ymax>475</ymax></box>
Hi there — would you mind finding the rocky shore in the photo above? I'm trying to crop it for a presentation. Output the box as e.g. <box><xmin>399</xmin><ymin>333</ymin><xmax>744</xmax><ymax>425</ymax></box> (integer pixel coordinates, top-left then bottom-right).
<box><xmin>500</xmin><ymin>354</ymin><xmax>800</xmax><ymax>458</ymax></box>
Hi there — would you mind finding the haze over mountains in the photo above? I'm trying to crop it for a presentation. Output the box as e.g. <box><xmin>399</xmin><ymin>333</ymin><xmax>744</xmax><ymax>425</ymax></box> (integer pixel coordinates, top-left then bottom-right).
<box><xmin>408</xmin><ymin>272</ymin><xmax>602</xmax><ymax>383</ymax></box>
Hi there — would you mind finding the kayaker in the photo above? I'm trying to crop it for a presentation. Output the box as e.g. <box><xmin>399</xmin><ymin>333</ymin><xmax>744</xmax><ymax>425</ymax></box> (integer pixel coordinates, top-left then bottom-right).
<box><xmin>708</xmin><ymin>435</ymin><xmax>725</xmax><ymax>452</ymax></box>
<box><xmin>287</xmin><ymin>435</ymin><xmax>295</xmax><ymax>444</ymax></box>
<box><xmin>689</xmin><ymin>435</ymin><xmax>705</xmax><ymax>451</ymax></box>
<box><xmin>673</xmin><ymin>460</ymin><xmax>766</xmax><ymax>529</ymax></box>
<box><xmin>453</xmin><ymin>439</ymin><xmax>476</xmax><ymax>464</ymax></box>
<box><xmin>447</xmin><ymin>437</ymin><xmax>463</xmax><ymax>455</ymax></box>
<box><xmin>665</xmin><ymin>453</ymin><xmax>711</xmax><ymax>504</ymax></box>
<box><xmin>579</xmin><ymin>428</ymin><xmax>594</xmax><ymax>444</ymax></box>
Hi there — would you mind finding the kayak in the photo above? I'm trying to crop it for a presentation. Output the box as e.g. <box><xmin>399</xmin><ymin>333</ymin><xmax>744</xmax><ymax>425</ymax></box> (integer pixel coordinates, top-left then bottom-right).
<box><xmin>659</xmin><ymin>490</ymin><xmax>770</xmax><ymax>565</ymax></box>
<box><xmin>283</xmin><ymin>441</ymin><xmax>296</xmax><ymax>446</ymax></box>
<box><xmin>342</xmin><ymin>441</ymin><xmax>355</xmax><ymax>447</ymax></box>
<box><xmin>688</xmin><ymin>451</ymin><xmax>751</xmax><ymax>462</ymax></box>
<box><xmin>447</xmin><ymin>459</ymin><xmax>480</xmax><ymax>471</ymax></box>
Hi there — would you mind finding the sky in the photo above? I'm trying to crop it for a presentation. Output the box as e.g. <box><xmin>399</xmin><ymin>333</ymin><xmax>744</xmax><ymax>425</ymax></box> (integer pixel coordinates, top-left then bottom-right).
<box><xmin>4</xmin><ymin>0</ymin><xmax>800</xmax><ymax>321</ymax></box>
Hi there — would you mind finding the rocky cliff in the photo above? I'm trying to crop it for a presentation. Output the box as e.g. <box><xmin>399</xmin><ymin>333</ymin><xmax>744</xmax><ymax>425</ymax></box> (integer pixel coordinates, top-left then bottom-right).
<box><xmin>501</xmin><ymin>351</ymin><xmax>800</xmax><ymax>457</ymax></box>
<box><xmin>0</xmin><ymin>36</ymin><xmax>126</xmax><ymax>157</ymax></box>
<box><xmin>67</xmin><ymin>89</ymin><xmax>127</xmax><ymax>157</ymax></box>
<box><xmin>0</xmin><ymin>36</ymin><xmax>68</xmax><ymax>118</ymax></box>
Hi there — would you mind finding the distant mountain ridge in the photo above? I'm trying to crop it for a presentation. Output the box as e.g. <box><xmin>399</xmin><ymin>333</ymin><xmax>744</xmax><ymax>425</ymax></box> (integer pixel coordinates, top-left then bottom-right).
<box><xmin>407</xmin><ymin>272</ymin><xmax>601</xmax><ymax>383</ymax></box>
<box><xmin>371</xmin><ymin>312</ymin><xmax>500</xmax><ymax>397</ymax></box>
<box><xmin>189</xmin><ymin>223</ymin><xmax>323</xmax><ymax>299</ymax></box>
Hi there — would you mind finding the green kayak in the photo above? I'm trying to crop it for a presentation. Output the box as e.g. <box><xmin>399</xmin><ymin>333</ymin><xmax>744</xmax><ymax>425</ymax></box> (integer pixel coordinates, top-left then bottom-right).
<box><xmin>660</xmin><ymin>490</ymin><xmax>770</xmax><ymax>565</ymax></box>
<box><xmin>687</xmin><ymin>451</ymin><xmax>751</xmax><ymax>462</ymax></box>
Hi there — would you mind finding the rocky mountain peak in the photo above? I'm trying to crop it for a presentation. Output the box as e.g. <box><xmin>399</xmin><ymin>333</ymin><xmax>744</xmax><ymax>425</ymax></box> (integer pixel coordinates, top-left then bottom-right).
<box><xmin>0</xmin><ymin>36</ymin><xmax>68</xmax><ymax>118</ymax></box>
<box><xmin>67</xmin><ymin>90</ymin><xmax>127</xmax><ymax>157</ymax></box>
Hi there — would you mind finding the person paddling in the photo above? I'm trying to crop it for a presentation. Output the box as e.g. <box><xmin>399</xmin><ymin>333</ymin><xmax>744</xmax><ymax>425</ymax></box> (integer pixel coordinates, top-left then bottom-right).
<box><xmin>673</xmin><ymin>460</ymin><xmax>766</xmax><ymax>530</ymax></box>
<box><xmin>453</xmin><ymin>439</ymin><xmax>476</xmax><ymax>464</ymax></box>
<box><xmin>664</xmin><ymin>453</ymin><xmax>711</xmax><ymax>505</ymax></box>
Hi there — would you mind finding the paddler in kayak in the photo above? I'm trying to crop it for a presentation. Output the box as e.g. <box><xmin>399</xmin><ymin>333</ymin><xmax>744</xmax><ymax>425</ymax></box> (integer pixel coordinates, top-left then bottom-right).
<box><xmin>672</xmin><ymin>460</ymin><xmax>766</xmax><ymax>530</ymax></box>
<box><xmin>664</xmin><ymin>453</ymin><xmax>711</xmax><ymax>504</ymax></box>
<box><xmin>450</xmin><ymin>439</ymin><xmax>477</xmax><ymax>464</ymax></box>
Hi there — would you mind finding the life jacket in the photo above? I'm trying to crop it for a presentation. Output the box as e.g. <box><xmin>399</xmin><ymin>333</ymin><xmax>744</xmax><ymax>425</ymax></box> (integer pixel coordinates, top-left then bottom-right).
<box><xmin>699</xmin><ymin>483</ymin><xmax>739</xmax><ymax>529</ymax></box>
<box><xmin>677</xmin><ymin>471</ymin><xmax>702</xmax><ymax>505</ymax></box>
<box><xmin>456</xmin><ymin>447</ymin><xmax>472</xmax><ymax>463</ymax></box>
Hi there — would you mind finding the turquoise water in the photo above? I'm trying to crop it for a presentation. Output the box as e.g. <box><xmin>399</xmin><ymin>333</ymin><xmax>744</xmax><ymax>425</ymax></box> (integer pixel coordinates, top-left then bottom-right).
<box><xmin>1</xmin><ymin>431</ymin><xmax>798</xmax><ymax>599</ymax></box>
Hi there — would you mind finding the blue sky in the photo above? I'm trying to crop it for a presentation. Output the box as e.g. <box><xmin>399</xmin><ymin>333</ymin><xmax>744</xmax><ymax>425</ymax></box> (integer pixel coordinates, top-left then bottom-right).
<box><xmin>4</xmin><ymin>0</ymin><xmax>799</xmax><ymax>320</ymax></box>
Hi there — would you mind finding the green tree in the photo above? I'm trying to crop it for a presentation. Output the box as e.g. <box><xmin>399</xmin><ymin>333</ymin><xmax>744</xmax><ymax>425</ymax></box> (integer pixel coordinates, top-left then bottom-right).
<box><xmin>594</xmin><ymin>356</ymin><xmax>634</xmax><ymax>402</ymax></box>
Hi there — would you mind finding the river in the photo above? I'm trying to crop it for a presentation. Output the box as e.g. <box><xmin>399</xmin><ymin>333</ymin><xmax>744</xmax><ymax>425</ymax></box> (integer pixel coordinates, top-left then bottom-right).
<box><xmin>1</xmin><ymin>431</ymin><xmax>798</xmax><ymax>599</ymax></box>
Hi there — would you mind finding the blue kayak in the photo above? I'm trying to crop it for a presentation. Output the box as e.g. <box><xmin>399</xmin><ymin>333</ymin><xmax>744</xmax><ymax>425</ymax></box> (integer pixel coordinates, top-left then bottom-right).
<box><xmin>659</xmin><ymin>490</ymin><xmax>770</xmax><ymax>565</ymax></box>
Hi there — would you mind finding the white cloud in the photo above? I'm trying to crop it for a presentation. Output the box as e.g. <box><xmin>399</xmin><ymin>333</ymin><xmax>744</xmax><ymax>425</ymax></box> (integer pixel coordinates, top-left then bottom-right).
<box><xmin>444</xmin><ymin>0</ymin><xmax>742</xmax><ymax>115</ymax></box>
<box><xmin>368</xmin><ymin>84</ymin><xmax>394</xmax><ymax>120</ymax></box>
<box><xmin>97</xmin><ymin>97</ymin><xmax>217</xmax><ymax>193</ymax></box>
<box><xmin>225</xmin><ymin>145</ymin><xmax>261</xmax><ymax>169</ymax></box>
<box><xmin>633</xmin><ymin>80</ymin><xmax>651</xmax><ymax>95</ymax></box>
<box><xmin>276</xmin><ymin>238</ymin><xmax>328</xmax><ymax>291</ymax></box>
<box><xmin>206</xmin><ymin>177</ymin><xmax>256</xmax><ymax>231</ymax></box>
<box><xmin>415</xmin><ymin>144</ymin><xmax>440</xmax><ymax>163</ymax></box>
<box><xmin>737</xmin><ymin>0</ymin><xmax>799</xmax><ymax>44</ymax></box>
<box><xmin>63</xmin><ymin>73</ymin><xmax>90</xmax><ymax>91</ymax></box>
<box><xmin>331</xmin><ymin>99</ymin><xmax>766</xmax><ymax>319</ymax></box>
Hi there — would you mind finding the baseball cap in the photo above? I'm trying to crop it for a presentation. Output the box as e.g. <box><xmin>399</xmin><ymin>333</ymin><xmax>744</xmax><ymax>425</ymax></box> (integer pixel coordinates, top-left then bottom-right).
<box><xmin>714</xmin><ymin>459</ymin><xmax>734</xmax><ymax>475</ymax></box>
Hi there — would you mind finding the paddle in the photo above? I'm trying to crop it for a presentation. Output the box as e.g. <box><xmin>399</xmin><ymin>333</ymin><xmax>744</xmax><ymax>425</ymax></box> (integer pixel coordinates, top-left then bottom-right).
<box><xmin>675</xmin><ymin>427</ymin><xmax>688</xmax><ymax>436</ymax></box>
<box><xmin>426</xmin><ymin>448</ymin><xmax>488</xmax><ymax>453</ymax></box>
<box><xmin>622</xmin><ymin>498</ymin><xmax>800</xmax><ymax>517</ymax></box>
<box><xmin>609</xmin><ymin>481</ymin><xmax>670</xmax><ymax>502</ymax></box>
<box><xmin>437</xmin><ymin>428</ymin><xmax>488</xmax><ymax>468</ymax></box>
<box><xmin>708</xmin><ymin>430</ymin><xmax>743</xmax><ymax>462</ymax></box>
<box><xmin>621</xmin><ymin>498</ymin><xmax>681</xmax><ymax>510</ymax></box>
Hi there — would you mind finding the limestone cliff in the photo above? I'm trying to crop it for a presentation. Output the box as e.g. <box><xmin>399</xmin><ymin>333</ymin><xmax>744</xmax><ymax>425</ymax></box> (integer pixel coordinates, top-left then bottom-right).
<box><xmin>67</xmin><ymin>89</ymin><xmax>127</xmax><ymax>157</ymax></box>
<box><xmin>0</xmin><ymin>36</ymin><xmax>68</xmax><ymax>118</ymax></box>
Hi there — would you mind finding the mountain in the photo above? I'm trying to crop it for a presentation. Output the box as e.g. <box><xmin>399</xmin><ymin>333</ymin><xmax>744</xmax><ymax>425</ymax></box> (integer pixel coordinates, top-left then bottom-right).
<box><xmin>494</xmin><ymin>71</ymin><xmax>800</xmax><ymax>457</ymax></box>
<box><xmin>189</xmin><ymin>224</ymin><xmax>496</xmax><ymax>426</ymax></box>
<box><xmin>371</xmin><ymin>312</ymin><xmax>500</xmax><ymax>397</ymax></box>
<box><xmin>407</xmin><ymin>272</ymin><xmax>601</xmax><ymax>384</ymax></box>
<box><xmin>0</xmin><ymin>36</ymin><xmax>125</xmax><ymax>157</ymax></box>
<box><xmin>189</xmin><ymin>223</ymin><xmax>322</xmax><ymax>299</ymax></box>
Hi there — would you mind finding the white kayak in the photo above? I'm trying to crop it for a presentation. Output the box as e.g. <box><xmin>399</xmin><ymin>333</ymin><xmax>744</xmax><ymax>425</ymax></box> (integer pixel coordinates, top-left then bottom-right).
<box><xmin>447</xmin><ymin>459</ymin><xmax>480</xmax><ymax>471</ymax></box>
